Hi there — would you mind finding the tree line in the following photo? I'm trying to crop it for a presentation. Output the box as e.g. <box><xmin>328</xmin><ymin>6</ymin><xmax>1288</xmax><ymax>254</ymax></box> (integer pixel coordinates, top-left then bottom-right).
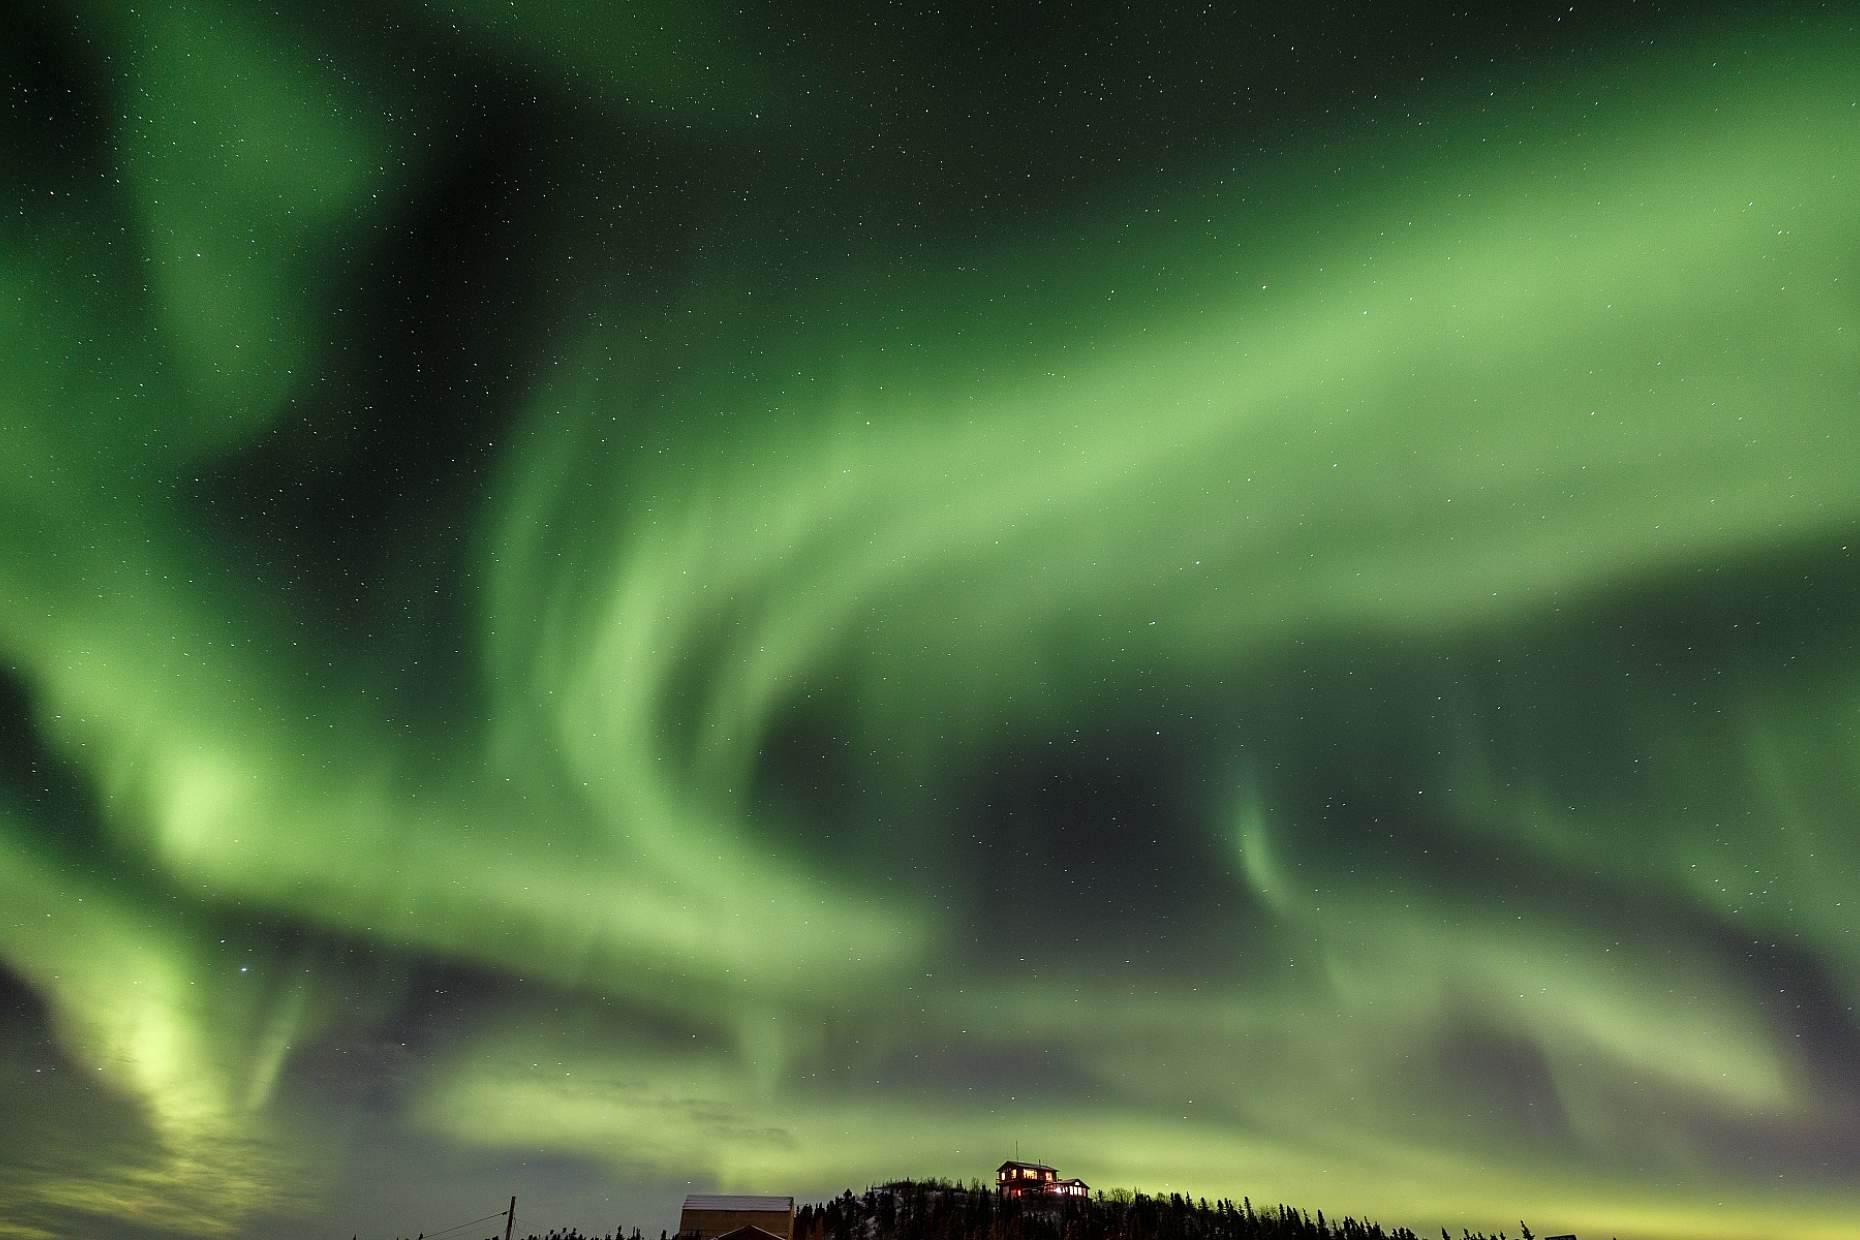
<box><xmin>793</xmin><ymin>1180</ymin><xmax>1586</xmax><ymax>1240</ymax></box>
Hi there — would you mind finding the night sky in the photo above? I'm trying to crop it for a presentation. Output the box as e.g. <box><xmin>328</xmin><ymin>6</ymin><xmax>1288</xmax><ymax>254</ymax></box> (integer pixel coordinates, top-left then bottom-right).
<box><xmin>4</xmin><ymin>3</ymin><xmax>1859</xmax><ymax>1238</ymax></box>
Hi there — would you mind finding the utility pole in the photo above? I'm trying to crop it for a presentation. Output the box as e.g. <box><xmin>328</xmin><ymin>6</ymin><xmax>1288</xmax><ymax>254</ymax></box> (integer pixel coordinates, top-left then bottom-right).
<box><xmin>504</xmin><ymin>1196</ymin><xmax>517</xmax><ymax>1240</ymax></box>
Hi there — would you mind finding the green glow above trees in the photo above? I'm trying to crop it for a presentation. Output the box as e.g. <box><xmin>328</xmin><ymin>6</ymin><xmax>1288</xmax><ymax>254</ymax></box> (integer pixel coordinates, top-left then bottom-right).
<box><xmin>2</xmin><ymin>5</ymin><xmax>1858</xmax><ymax>1239</ymax></box>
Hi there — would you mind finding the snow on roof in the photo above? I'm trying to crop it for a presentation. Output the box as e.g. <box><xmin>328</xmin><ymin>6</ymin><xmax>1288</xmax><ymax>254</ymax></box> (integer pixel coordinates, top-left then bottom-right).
<box><xmin>997</xmin><ymin>1160</ymin><xmax>1057</xmax><ymax>1171</ymax></box>
<box><xmin>683</xmin><ymin>1196</ymin><xmax>796</xmax><ymax>1212</ymax></box>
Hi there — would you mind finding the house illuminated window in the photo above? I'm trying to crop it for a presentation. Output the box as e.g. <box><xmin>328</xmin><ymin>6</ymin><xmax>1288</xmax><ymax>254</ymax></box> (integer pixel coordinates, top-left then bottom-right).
<box><xmin>994</xmin><ymin>1161</ymin><xmax>1088</xmax><ymax>1201</ymax></box>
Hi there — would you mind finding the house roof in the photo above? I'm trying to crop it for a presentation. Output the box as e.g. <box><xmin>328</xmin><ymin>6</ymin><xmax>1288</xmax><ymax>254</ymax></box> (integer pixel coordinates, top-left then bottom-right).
<box><xmin>715</xmin><ymin>1227</ymin><xmax>787</xmax><ymax>1240</ymax></box>
<box><xmin>683</xmin><ymin>1195</ymin><xmax>795</xmax><ymax>1213</ymax></box>
<box><xmin>997</xmin><ymin>1160</ymin><xmax>1057</xmax><ymax>1172</ymax></box>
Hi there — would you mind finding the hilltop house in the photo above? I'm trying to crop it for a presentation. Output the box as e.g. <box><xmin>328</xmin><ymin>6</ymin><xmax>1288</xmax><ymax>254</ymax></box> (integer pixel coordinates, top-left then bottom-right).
<box><xmin>996</xmin><ymin>1161</ymin><xmax>1089</xmax><ymax>1200</ymax></box>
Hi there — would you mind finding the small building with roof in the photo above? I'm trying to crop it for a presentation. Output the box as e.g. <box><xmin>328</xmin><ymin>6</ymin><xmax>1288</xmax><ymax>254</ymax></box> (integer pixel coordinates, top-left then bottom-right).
<box><xmin>680</xmin><ymin>1195</ymin><xmax>796</xmax><ymax>1240</ymax></box>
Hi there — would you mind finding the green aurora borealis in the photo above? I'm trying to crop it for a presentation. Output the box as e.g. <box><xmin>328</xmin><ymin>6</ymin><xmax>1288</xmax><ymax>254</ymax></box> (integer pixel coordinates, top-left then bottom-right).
<box><xmin>4</xmin><ymin>3</ymin><xmax>1860</xmax><ymax>1238</ymax></box>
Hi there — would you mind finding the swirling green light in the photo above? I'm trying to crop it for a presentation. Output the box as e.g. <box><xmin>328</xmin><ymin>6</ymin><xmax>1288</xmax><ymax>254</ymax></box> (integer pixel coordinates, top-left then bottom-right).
<box><xmin>2</xmin><ymin>5</ymin><xmax>1858</xmax><ymax>1239</ymax></box>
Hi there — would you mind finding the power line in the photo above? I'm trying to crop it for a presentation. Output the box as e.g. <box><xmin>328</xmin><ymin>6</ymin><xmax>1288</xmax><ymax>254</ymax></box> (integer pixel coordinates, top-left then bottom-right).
<box><xmin>383</xmin><ymin>1205</ymin><xmax>508</xmax><ymax>1240</ymax></box>
<box><xmin>428</xmin><ymin>1207</ymin><xmax>510</xmax><ymax>1237</ymax></box>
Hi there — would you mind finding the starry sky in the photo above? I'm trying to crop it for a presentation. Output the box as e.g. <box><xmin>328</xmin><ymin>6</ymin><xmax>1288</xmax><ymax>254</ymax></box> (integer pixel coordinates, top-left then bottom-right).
<box><xmin>3</xmin><ymin>3</ymin><xmax>1859</xmax><ymax>1238</ymax></box>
